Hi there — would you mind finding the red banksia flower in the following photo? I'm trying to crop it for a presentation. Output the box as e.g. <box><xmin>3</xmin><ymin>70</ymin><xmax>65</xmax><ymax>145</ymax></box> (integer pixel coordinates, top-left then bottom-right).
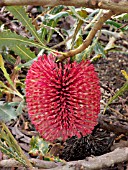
<box><xmin>25</xmin><ymin>54</ymin><xmax>101</xmax><ymax>142</ymax></box>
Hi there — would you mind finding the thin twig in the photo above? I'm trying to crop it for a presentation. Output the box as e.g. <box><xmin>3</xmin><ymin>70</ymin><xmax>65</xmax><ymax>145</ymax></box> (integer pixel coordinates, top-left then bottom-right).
<box><xmin>57</xmin><ymin>10</ymin><xmax>115</xmax><ymax>61</ymax></box>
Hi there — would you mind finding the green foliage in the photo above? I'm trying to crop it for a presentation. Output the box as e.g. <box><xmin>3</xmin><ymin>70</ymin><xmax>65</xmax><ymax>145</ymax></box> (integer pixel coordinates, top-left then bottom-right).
<box><xmin>39</xmin><ymin>6</ymin><xmax>68</xmax><ymax>43</ymax></box>
<box><xmin>114</xmin><ymin>13</ymin><xmax>128</xmax><ymax>21</ymax></box>
<box><xmin>15</xmin><ymin>57</ymin><xmax>38</xmax><ymax>70</ymax></box>
<box><xmin>0</xmin><ymin>54</ymin><xmax>13</xmax><ymax>86</ymax></box>
<box><xmin>0</xmin><ymin>100</ymin><xmax>25</xmax><ymax>123</ymax></box>
<box><xmin>94</xmin><ymin>42</ymin><xmax>106</xmax><ymax>58</ymax></box>
<box><xmin>6</xmin><ymin>6</ymin><xmax>45</xmax><ymax>46</ymax></box>
<box><xmin>0</xmin><ymin>31</ymin><xmax>45</xmax><ymax>49</ymax></box>
<box><xmin>0</xmin><ymin>54</ymin><xmax>23</xmax><ymax>98</ymax></box>
<box><xmin>75</xmin><ymin>37</ymin><xmax>106</xmax><ymax>62</ymax></box>
<box><xmin>0</xmin><ymin>122</ymin><xmax>32</xmax><ymax>167</ymax></box>
<box><xmin>0</xmin><ymin>6</ymin><xmax>58</xmax><ymax>64</ymax></box>
<box><xmin>68</xmin><ymin>6</ymin><xmax>87</xmax><ymax>22</ymax></box>
<box><xmin>0</xmin><ymin>102</ymin><xmax>17</xmax><ymax>122</ymax></box>
<box><xmin>104</xmin><ymin>70</ymin><xmax>128</xmax><ymax>112</ymax></box>
<box><xmin>29</xmin><ymin>136</ymin><xmax>65</xmax><ymax>162</ymax></box>
<box><xmin>106</xmin><ymin>20</ymin><xmax>128</xmax><ymax>31</ymax></box>
<box><xmin>11</xmin><ymin>46</ymin><xmax>36</xmax><ymax>61</ymax></box>
<box><xmin>71</xmin><ymin>9</ymin><xmax>88</xmax><ymax>49</ymax></box>
<box><xmin>29</xmin><ymin>136</ymin><xmax>50</xmax><ymax>157</ymax></box>
<box><xmin>105</xmin><ymin>81</ymin><xmax>128</xmax><ymax>111</ymax></box>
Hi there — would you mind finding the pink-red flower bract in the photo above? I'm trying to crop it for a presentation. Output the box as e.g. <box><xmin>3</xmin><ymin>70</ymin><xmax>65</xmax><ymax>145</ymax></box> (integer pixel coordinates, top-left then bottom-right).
<box><xmin>25</xmin><ymin>54</ymin><xmax>101</xmax><ymax>141</ymax></box>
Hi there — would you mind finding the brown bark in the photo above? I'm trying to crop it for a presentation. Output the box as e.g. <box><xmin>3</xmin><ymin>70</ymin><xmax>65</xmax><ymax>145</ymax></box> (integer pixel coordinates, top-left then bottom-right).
<box><xmin>1</xmin><ymin>148</ymin><xmax>128</xmax><ymax>169</ymax></box>
<box><xmin>0</xmin><ymin>0</ymin><xmax>128</xmax><ymax>13</ymax></box>
<box><xmin>58</xmin><ymin>10</ymin><xmax>115</xmax><ymax>61</ymax></box>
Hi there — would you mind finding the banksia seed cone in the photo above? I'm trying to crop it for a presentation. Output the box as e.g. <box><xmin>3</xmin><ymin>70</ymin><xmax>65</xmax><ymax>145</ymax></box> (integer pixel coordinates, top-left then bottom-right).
<box><xmin>25</xmin><ymin>54</ymin><xmax>101</xmax><ymax>142</ymax></box>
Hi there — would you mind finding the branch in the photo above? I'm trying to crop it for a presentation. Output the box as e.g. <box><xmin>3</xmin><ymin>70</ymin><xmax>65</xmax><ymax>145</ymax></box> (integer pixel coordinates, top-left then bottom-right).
<box><xmin>1</xmin><ymin>148</ymin><xmax>128</xmax><ymax>169</ymax></box>
<box><xmin>58</xmin><ymin>10</ymin><xmax>114</xmax><ymax>61</ymax></box>
<box><xmin>98</xmin><ymin>112</ymin><xmax>128</xmax><ymax>135</ymax></box>
<box><xmin>0</xmin><ymin>0</ymin><xmax>128</xmax><ymax>13</ymax></box>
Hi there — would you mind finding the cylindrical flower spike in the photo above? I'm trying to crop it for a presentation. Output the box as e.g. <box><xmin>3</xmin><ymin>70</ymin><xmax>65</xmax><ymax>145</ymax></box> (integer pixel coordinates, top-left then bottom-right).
<box><xmin>25</xmin><ymin>54</ymin><xmax>101</xmax><ymax>142</ymax></box>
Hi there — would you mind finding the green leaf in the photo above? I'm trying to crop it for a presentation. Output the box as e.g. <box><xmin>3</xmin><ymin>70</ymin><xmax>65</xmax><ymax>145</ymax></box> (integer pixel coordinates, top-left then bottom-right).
<box><xmin>0</xmin><ymin>54</ymin><xmax>23</xmax><ymax>98</ymax></box>
<box><xmin>16</xmin><ymin>100</ymin><xmax>25</xmax><ymax>116</ymax></box>
<box><xmin>94</xmin><ymin>42</ymin><xmax>106</xmax><ymax>58</ymax></box>
<box><xmin>7</xmin><ymin>100</ymin><xmax>25</xmax><ymax>116</ymax></box>
<box><xmin>29</xmin><ymin>136</ymin><xmax>50</xmax><ymax>157</ymax></box>
<box><xmin>6</xmin><ymin>6</ymin><xmax>44</xmax><ymax>46</ymax></box>
<box><xmin>45</xmin><ymin>12</ymin><xmax>69</xmax><ymax>20</ymax></box>
<box><xmin>114</xmin><ymin>13</ymin><xmax>128</xmax><ymax>21</ymax></box>
<box><xmin>0</xmin><ymin>140</ymin><xmax>25</xmax><ymax>165</ymax></box>
<box><xmin>106</xmin><ymin>20</ymin><xmax>126</xmax><ymax>31</ymax></box>
<box><xmin>68</xmin><ymin>7</ymin><xmax>87</xmax><ymax>22</ymax></box>
<box><xmin>3</xmin><ymin>54</ymin><xmax>16</xmax><ymax>65</ymax></box>
<box><xmin>0</xmin><ymin>123</ymin><xmax>32</xmax><ymax>167</ymax></box>
<box><xmin>0</xmin><ymin>80</ymin><xmax>14</xmax><ymax>93</ymax></box>
<box><xmin>0</xmin><ymin>31</ymin><xmax>57</xmax><ymax>53</ymax></box>
<box><xmin>104</xmin><ymin>80</ymin><xmax>128</xmax><ymax>112</ymax></box>
<box><xmin>0</xmin><ymin>54</ymin><xmax>14</xmax><ymax>87</ymax></box>
<box><xmin>50</xmin><ymin>5</ymin><xmax>64</xmax><ymax>14</ymax></box>
<box><xmin>12</xmin><ymin>45</ymin><xmax>36</xmax><ymax>61</ymax></box>
<box><xmin>0</xmin><ymin>103</ymin><xmax>17</xmax><ymax>122</ymax></box>
<box><xmin>15</xmin><ymin>57</ymin><xmax>38</xmax><ymax>70</ymax></box>
<box><xmin>0</xmin><ymin>31</ymin><xmax>44</xmax><ymax>49</ymax></box>
<box><xmin>121</xmin><ymin>70</ymin><xmax>128</xmax><ymax>80</ymax></box>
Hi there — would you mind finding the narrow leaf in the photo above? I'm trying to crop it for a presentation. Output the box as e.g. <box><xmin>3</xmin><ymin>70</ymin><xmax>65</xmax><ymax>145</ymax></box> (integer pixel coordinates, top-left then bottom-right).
<box><xmin>104</xmin><ymin>80</ymin><xmax>128</xmax><ymax>112</ymax></box>
<box><xmin>6</xmin><ymin>6</ymin><xmax>44</xmax><ymax>46</ymax></box>
<box><xmin>45</xmin><ymin>12</ymin><xmax>69</xmax><ymax>20</ymax></box>
<box><xmin>0</xmin><ymin>54</ymin><xmax>14</xmax><ymax>87</ymax></box>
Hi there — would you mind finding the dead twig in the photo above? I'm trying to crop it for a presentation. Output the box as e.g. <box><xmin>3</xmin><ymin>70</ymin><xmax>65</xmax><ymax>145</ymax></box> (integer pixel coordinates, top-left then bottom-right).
<box><xmin>1</xmin><ymin>148</ymin><xmax>128</xmax><ymax>169</ymax></box>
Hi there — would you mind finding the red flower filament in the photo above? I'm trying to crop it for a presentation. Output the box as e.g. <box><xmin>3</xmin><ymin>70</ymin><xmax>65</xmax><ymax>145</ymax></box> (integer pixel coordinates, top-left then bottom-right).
<box><xmin>25</xmin><ymin>54</ymin><xmax>101</xmax><ymax>141</ymax></box>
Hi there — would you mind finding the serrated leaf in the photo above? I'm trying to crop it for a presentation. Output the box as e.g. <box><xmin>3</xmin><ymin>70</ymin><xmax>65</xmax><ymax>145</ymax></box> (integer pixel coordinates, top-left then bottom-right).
<box><xmin>0</xmin><ymin>31</ymin><xmax>57</xmax><ymax>53</ymax></box>
<box><xmin>0</xmin><ymin>103</ymin><xmax>17</xmax><ymax>122</ymax></box>
<box><xmin>12</xmin><ymin>45</ymin><xmax>36</xmax><ymax>61</ymax></box>
<box><xmin>6</xmin><ymin>6</ymin><xmax>44</xmax><ymax>46</ymax></box>
<box><xmin>0</xmin><ymin>31</ymin><xmax>44</xmax><ymax>48</ymax></box>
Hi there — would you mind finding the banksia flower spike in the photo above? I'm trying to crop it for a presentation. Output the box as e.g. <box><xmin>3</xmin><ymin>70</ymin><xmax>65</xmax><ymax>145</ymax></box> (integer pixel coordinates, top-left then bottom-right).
<box><xmin>25</xmin><ymin>54</ymin><xmax>101</xmax><ymax>142</ymax></box>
